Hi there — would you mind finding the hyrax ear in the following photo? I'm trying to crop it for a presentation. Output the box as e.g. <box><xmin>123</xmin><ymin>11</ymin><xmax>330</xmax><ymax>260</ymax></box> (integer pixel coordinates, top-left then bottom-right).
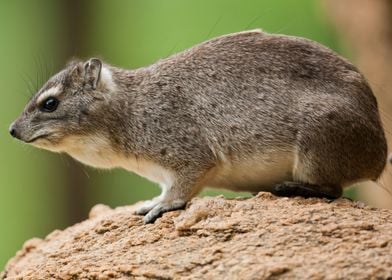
<box><xmin>83</xmin><ymin>58</ymin><xmax>102</xmax><ymax>90</ymax></box>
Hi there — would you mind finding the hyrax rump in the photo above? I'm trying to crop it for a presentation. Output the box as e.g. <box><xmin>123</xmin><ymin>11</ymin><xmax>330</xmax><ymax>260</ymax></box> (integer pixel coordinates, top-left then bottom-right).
<box><xmin>10</xmin><ymin>30</ymin><xmax>387</xmax><ymax>223</ymax></box>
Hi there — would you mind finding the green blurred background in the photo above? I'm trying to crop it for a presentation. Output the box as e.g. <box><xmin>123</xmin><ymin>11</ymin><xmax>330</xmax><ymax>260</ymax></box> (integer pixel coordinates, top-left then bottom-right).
<box><xmin>0</xmin><ymin>0</ymin><xmax>348</xmax><ymax>269</ymax></box>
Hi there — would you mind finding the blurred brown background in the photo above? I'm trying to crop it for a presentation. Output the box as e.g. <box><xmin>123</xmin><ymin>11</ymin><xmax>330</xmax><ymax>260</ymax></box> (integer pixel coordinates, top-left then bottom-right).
<box><xmin>1</xmin><ymin>0</ymin><xmax>391</xmax><ymax>269</ymax></box>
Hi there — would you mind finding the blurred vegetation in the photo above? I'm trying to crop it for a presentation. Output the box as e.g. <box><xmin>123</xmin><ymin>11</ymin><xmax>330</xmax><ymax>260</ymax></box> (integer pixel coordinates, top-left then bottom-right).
<box><xmin>0</xmin><ymin>0</ymin><xmax>346</xmax><ymax>269</ymax></box>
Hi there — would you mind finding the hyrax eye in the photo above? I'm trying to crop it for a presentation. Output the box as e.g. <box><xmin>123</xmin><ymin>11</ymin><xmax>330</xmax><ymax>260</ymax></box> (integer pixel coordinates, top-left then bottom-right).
<box><xmin>40</xmin><ymin>97</ymin><xmax>59</xmax><ymax>112</ymax></box>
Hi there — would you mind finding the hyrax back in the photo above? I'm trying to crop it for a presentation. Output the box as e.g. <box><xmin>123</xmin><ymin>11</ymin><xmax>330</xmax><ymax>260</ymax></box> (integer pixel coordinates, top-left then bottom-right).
<box><xmin>11</xmin><ymin>30</ymin><xmax>387</xmax><ymax>223</ymax></box>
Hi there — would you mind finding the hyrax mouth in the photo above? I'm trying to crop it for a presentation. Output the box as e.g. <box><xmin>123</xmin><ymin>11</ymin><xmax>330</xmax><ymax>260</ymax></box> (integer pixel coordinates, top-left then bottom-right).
<box><xmin>25</xmin><ymin>134</ymin><xmax>51</xmax><ymax>143</ymax></box>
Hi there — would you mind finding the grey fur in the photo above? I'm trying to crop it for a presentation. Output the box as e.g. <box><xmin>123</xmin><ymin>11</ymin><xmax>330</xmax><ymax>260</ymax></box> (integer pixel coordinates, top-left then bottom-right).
<box><xmin>10</xmin><ymin>30</ymin><xmax>387</xmax><ymax>223</ymax></box>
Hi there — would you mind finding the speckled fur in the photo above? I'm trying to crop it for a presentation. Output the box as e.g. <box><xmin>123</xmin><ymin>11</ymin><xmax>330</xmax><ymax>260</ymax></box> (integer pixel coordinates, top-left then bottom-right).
<box><xmin>11</xmin><ymin>30</ymin><xmax>387</xmax><ymax>222</ymax></box>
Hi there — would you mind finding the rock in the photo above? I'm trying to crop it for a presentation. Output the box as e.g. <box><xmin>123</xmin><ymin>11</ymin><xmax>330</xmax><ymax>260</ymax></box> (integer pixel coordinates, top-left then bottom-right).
<box><xmin>2</xmin><ymin>193</ymin><xmax>392</xmax><ymax>279</ymax></box>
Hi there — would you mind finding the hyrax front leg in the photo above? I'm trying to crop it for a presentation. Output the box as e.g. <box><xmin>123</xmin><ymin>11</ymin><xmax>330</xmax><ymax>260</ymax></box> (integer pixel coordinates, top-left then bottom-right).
<box><xmin>135</xmin><ymin>195</ymin><xmax>164</xmax><ymax>216</ymax></box>
<box><xmin>139</xmin><ymin>171</ymin><xmax>205</xmax><ymax>224</ymax></box>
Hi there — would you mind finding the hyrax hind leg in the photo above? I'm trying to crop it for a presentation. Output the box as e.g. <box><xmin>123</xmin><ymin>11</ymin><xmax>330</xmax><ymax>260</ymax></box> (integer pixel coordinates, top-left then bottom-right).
<box><xmin>272</xmin><ymin>100</ymin><xmax>387</xmax><ymax>200</ymax></box>
<box><xmin>271</xmin><ymin>141</ymin><xmax>344</xmax><ymax>199</ymax></box>
<box><xmin>272</xmin><ymin>181</ymin><xmax>342</xmax><ymax>199</ymax></box>
<box><xmin>271</xmin><ymin>107</ymin><xmax>352</xmax><ymax>200</ymax></box>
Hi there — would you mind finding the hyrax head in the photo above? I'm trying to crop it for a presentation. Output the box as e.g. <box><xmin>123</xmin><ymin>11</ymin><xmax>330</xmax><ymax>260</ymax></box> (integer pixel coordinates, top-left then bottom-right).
<box><xmin>9</xmin><ymin>58</ymin><xmax>111</xmax><ymax>152</ymax></box>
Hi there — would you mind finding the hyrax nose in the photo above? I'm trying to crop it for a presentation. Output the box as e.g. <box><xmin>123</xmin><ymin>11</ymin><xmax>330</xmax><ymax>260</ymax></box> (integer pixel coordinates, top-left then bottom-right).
<box><xmin>9</xmin><ymin>123</ymin><xmax>19</xmax><ymax>139</ymax></box>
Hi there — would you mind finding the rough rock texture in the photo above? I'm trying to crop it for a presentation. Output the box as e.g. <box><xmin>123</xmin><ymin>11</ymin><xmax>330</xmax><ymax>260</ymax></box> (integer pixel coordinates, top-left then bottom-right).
<box><xmin>2</xmin><ymin>193</ymin><xmax>392</xmax><ymax>279</ymax></box>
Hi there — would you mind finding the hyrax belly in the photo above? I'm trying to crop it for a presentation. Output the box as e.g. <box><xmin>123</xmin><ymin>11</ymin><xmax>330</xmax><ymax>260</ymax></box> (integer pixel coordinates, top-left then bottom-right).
<box><xmin>208</xmin><ymin>149</ymin><xmax>295</xmax><ymax>192</ymax></box>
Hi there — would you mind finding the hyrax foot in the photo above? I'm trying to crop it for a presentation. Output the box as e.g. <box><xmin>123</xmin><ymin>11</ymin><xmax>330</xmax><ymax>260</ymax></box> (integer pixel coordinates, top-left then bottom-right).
<box><xmin>135</xmin><ymin>196</ymin><xmax>162</xmax><ymax>216</ymax></box>
<box><xmin>272</xmin><ymin>181</ymin><xmax>342</xmax><ymax>199</ymax></box>
<box><xmin>143</xmin><ymin>200</ymin><xmax>187</xmax><ymax>224</ymax></box>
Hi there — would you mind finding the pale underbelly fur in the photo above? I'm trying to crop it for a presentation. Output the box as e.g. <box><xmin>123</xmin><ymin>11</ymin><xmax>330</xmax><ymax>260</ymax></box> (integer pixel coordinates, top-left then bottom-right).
<box><xmin>59</xmin><ymin>135</ymin><xmax>295</xmax><ymax>194</ymax></box>
<box><xmin>207</xmin><ymin>151</ymin><xmax>294</xmax><ymax>192</ymax></box>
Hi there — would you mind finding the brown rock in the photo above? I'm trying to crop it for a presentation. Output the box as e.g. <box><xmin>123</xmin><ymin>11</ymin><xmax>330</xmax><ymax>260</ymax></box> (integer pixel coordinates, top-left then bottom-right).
<box><xmin>2</xmin><ymin>193</ymin><xmax>392</xmax><ymax>279</ymax></box>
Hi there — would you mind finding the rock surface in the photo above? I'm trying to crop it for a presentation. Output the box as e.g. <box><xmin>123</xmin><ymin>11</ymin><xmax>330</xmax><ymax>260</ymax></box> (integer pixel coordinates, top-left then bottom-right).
<box><xmin>2</xmin><ymin>193</ymin><xmax>392</xmax><ymax>279</ymax></box>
